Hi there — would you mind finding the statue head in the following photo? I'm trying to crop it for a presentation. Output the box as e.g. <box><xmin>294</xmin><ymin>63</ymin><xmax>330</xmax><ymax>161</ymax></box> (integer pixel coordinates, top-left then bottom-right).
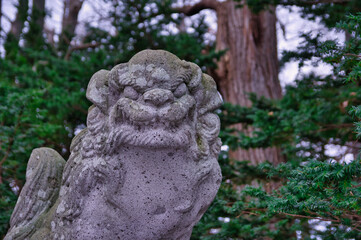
<box><xmin>86</xmin><ymin>50</ymin><xmax>222</xmax><ymax>157</ymax></box>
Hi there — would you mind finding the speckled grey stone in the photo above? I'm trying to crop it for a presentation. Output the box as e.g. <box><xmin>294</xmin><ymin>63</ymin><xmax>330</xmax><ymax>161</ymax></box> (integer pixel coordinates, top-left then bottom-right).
<box><xmin>5</xmin><ymin>50</ymin><xmax>223</xmax><ymax>240</ymax></box>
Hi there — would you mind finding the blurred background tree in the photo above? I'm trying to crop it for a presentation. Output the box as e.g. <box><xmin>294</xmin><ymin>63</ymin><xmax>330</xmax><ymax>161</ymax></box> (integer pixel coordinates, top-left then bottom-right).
<box><xmin>0</xmin><ymin>0</ymin><xmax>360</xmax><ymax>239</ymax></box>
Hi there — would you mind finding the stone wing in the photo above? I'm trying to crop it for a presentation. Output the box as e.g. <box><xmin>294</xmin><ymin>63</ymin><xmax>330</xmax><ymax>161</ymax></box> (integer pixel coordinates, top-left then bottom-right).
<box><xmin>5</xmin><ymin>148</ymin><xmax>65</xmax><ymax>240</ymax></box>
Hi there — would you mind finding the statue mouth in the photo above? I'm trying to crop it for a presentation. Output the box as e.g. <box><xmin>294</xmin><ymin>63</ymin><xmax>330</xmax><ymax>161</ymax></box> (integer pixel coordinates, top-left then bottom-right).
<box><xmin>108</xmin><ymin>95</ymin><xmax>196</xmax><ymax>148</ymax></box>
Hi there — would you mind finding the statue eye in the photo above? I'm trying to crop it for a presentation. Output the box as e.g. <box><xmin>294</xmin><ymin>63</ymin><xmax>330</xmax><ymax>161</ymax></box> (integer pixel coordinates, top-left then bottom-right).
<box><xmin>123</xmin><ymin>86</ymin><xmax>139</xmax><ymax>100</ymax></box>
<box><xmin>173</xmin><ymin>83</ymin><xmax>187</xmax><ymax>98</ymax></box>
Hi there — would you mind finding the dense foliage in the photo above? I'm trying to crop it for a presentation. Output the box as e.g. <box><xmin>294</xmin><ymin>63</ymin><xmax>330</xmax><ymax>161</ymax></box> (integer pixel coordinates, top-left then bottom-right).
<box><xmin>0</xmin><ymin>49</ymin><xmax>94</xmax><ymax>235</ymax></box>
<box><xmin>0</xmin><ymin>0</ymin><xmax>360</xmax><ymax>239</ymax></box>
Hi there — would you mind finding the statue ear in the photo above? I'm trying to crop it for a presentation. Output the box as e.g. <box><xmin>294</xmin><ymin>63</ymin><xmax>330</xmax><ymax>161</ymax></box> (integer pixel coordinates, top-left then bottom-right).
<box><xmin>198</xmin><ymin>74</ymin><xmax>223</xmax><ymax>116</ymax></box>
<box><xmin>182</xmin><ymin>61</ymin><xmax>202</xmax><ymax>90</ymax></box>
<box><xmin>86</xmin><ymin>70</ymin><xmax>109</xmax><ymax>114</ymax></box>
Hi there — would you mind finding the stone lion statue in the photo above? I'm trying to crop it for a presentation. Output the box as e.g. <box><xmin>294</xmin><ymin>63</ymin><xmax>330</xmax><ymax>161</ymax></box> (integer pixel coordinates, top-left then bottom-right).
<box><xmin>5</xmin><ymin>50</ymin><xmax>222</xmax><ymax>240</ymax></box>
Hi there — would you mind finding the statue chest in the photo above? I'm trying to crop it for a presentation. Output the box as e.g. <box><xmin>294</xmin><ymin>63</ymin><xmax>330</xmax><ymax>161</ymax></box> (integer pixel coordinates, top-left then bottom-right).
<box><xmin>72</xmin><ymin>147</ymin><xmax>201</xmax><ymax>239</ymax></box>
<box><xmin>116</xmin><ymin>147</ymin><xmax>197</xmax><ymax>213</ymax></box>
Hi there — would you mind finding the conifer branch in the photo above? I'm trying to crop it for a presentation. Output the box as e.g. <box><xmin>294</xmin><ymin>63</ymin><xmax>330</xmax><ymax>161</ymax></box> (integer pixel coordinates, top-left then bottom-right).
<box><xmin>345</xmin><ymin>53</ymin><xmax>361</xmax><ymax>58</ymax></box>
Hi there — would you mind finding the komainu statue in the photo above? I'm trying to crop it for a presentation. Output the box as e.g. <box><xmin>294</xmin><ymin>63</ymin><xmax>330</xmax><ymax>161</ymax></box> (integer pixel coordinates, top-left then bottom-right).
<box><xmin>5</xmin><ymin>50</ymin><xmax>222</xmax><ymax>240</ymax></box>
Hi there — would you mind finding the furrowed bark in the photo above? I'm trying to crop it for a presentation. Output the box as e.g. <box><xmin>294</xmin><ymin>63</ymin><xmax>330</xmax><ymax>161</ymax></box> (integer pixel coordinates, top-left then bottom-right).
<box><xmin>214</xmin><ymin>2</ymin><xmax>285</xmax><ymax>174</ymax></box>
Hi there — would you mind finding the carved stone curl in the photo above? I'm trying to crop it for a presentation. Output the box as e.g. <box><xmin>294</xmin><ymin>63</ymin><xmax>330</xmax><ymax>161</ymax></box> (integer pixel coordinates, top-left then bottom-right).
<box><xmin>5</xmin><ymin>50</ymin><xmax>223</xmax><ymax>240</ymax></box>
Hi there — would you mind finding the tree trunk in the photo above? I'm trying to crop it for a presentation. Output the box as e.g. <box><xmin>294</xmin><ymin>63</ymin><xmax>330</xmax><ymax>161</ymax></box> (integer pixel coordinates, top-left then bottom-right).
<box><xmin>7</xmin><ymin>0</ymin><xmax>28</xmax><ymax>39</ymax></box>
<box><xmin>32</xmin><ymin>0</ymin><xmax>45</xmax><ymax>29</ymax></box>
<box><xmin>59</xmin><ymin>0</ymin><xmax>84</xmax><ymax>52</ymax></box>
<box><xmin>24</xmin><ymin>0</ymin><xmax>45</xmax><ymax>49</ymax></box>
<box><xmin>177</xmin><ymin>0</ymin><xmax>285</xmax><ymax>187</ymax></box>
<box><xmin>213</xmin><ymin>1</ymin><xmax>285</xmax><ymax>169</ymax></box>
<box><xmin>9</xmin><ymin>0</ymin><xmax>28</xmax><ymax>39</ymax></box>
<box><xmin>4</xmin><ymin>0</ymin><xmax>28</xmax><ymax>58</ymax></box>
<box><xmin>0</xmin><ymin>0</ymin><xmax>2</xmax><ymax>35</ymax></box>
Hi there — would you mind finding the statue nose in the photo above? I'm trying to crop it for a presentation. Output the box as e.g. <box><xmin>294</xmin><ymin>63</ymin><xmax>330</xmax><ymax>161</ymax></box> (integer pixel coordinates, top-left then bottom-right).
<box><xmin>143</xmin><ymin>88</ymin><xmax>174</xmax><ymax>106</ymax></box>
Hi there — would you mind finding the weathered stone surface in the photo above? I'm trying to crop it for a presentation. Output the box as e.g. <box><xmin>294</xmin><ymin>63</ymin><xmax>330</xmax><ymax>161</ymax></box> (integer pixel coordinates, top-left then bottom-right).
<box><xmin>5</xmin><ymin>148</ymin><xmax>65</xmax><ymax>240</ymax></box>
<box><xmin>5</xmin><ymin>50</ymin><xmax>223</xmax><ymax>240</ymax></box>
